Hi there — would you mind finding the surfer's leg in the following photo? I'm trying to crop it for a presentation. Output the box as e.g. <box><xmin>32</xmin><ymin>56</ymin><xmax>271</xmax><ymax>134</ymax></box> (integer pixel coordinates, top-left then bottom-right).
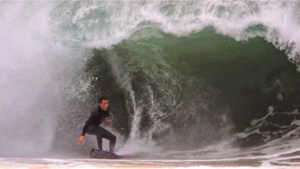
<box><xmin>100</xmin><ymin>127</ymin><xmax>116</xmax><ymax>152</ymax></box>
<box><xmin>95</xmin><ymin>128</ymin><xmax>104</xmax><ymax>151</ymax></box>
<box><xmin>86</xmin><ymin>126</ymin><xmax>103</xmax><ymax>151</ymax></box>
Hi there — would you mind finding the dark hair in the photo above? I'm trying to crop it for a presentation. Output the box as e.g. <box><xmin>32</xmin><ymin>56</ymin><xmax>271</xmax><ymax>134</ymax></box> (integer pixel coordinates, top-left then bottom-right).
<box><xmin>99</xmin><ymin>95</ymin><xmax>109</xmax><ymax>103</ymax></box>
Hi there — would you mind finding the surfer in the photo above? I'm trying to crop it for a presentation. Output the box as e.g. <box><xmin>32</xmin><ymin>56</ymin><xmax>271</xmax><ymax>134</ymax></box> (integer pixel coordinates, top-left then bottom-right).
<box><xmin>77</xmin><ymin>95</ymin><xmax>116</xmax><ymax>152</ymax></box>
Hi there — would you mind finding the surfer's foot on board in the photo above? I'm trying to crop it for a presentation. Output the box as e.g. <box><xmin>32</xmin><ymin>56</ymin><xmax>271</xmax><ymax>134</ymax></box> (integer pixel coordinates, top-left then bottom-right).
<box><xmin>109</xmin><ymin>142</ymin><xmax>115</xmax><ymax>153</ymax></box>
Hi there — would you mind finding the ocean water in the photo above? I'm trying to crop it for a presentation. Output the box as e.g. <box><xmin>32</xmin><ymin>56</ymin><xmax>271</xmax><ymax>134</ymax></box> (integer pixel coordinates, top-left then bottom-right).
<box><xmin>1</xmin><ymin>1</ymin><xmax>300</xmax><ymax>168</ymax></box>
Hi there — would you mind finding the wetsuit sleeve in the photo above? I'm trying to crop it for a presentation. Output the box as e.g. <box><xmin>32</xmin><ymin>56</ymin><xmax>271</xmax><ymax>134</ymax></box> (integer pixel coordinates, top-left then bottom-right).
<box><xmin>81</xmin><ymin>112</ymin><xmax>96</xmax><ymax>136</ymax></box>
<box><xmin>105</xmin><ymin>111</ymin><xmax>110</xmax><ymax>118</ymax></box>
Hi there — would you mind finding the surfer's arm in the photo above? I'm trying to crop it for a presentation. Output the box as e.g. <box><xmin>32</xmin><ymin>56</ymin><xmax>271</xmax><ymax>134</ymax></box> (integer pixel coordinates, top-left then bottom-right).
<box><xmin>81</xmin><ymin>112</ymin><xmax>96</xmax><ymax>136</ymax></box>
<box><xmin>106</xmin><ymin>117</ymin><xmax>112</xmax><ymax>127</ymax></box>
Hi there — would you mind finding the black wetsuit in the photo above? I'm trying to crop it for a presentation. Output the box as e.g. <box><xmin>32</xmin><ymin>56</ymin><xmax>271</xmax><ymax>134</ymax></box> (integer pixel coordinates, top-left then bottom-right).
<box><xmin>81</xmin><ymin>106</ymin><xmax>116</xmax><ymax>151</ymax></box>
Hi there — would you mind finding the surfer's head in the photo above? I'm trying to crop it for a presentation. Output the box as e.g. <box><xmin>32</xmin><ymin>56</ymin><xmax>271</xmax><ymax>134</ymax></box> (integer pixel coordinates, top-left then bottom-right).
<box><xmin>99</xmin><ymin>95</ymin><xmax>109</xmax><ymax>111</ymax></box>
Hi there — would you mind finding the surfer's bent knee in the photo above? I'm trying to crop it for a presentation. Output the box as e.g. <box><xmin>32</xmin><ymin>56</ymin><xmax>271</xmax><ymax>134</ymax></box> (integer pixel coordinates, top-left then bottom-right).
<box><xmin>112</xmin><ymin>134</ymin><xmax>116</xmax><ymax>142</ymax></box>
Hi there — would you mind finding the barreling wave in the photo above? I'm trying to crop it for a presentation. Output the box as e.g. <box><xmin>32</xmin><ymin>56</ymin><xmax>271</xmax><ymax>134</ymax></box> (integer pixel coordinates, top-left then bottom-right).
<box><xmin>1</xmin><ymin>0</ymin><xmax>300</xmax><ymax>159</ymax></box>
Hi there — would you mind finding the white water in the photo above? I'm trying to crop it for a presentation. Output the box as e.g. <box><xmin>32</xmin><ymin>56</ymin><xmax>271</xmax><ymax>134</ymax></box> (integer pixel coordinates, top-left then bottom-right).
<box><xmin>0</xmin><ymin>1</ymin><xmax>57</xmax><ymax>156</ymax></box>
<box><xmin>54</xmin><ymin>1</ymin><xmax>300</xmax><ymax>61</ymax></box>
<box><xmin>0</xmin><ymin>2</ymin><xmax>89</xmax><ymax>156</ymax></box>
<box><xmin>1</xmin><ymin>1</ymin><xmax>300</xmax><ymax>167</ymax></box>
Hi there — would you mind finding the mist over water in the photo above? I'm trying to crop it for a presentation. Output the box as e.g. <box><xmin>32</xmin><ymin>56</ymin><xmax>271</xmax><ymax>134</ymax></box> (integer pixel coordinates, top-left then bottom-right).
<box><xmin>0</xmin><ymin>2</ymin><xmax>90</xmax><ymax>157</ymax></box>
<box><xmin>1</xmin><ymin>2</ymin><xmax>300</xmax><ymax>165</ymax></box>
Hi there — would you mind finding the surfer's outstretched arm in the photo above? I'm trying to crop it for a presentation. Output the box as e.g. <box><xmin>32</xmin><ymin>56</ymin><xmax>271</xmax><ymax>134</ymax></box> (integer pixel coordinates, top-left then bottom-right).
<box><xmin>78</xmin><ymin>112</ymin><xmax>97</xmax><ymax>145</ymax></box>
<box><xmin>81</xmin><ymin>112</ymin><xmax>97</xmax><ymax>136</ymax></box>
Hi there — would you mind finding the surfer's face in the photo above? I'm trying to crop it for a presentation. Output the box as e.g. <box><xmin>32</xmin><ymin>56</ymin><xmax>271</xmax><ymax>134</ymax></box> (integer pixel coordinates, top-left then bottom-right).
<box><xmin>100</xmin><ymin>100</ymin><xmax>109</xmax><ymax>111</ymax></box>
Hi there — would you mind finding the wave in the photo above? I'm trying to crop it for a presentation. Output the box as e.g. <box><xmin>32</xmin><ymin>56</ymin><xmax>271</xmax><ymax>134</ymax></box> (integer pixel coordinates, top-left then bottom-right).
<box><xmin>53</xmin><ymin>1</ymin><xmax>300</xmax><ymax>62</ymax></box>
<box><xmin>1</xmin><ymin>0</ymin><xmax>300</xmax><ymax>159</ymax></box>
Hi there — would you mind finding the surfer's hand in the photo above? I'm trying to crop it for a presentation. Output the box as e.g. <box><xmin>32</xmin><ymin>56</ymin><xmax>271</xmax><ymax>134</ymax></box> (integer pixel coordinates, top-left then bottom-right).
<box><xmin>78</xmin><ymin>136</ymin><xmax>85</xmax><ymax>145</ymax></box>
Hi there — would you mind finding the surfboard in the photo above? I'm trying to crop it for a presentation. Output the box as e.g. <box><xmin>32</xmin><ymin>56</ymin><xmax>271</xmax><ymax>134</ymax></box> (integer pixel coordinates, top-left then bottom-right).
<box><xmin>90</xmin><ymin>148</ymin><xmax>122</xmax><ymax>159</ymax></box>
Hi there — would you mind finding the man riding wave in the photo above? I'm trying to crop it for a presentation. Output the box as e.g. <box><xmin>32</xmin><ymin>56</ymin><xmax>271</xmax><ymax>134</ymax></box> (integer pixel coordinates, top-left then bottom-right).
<box><xmin>77</xmin><ymin>95</ymin><xmax>116</xmax><ymax>152</ymax></box>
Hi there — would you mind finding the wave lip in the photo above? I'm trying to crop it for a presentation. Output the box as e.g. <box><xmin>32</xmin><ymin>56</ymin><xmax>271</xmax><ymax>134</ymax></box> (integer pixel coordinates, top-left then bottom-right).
<box><xmin>52</xmin><ymin>1</ymin><xmax>300</xmax><ymax>62</ymax></box>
